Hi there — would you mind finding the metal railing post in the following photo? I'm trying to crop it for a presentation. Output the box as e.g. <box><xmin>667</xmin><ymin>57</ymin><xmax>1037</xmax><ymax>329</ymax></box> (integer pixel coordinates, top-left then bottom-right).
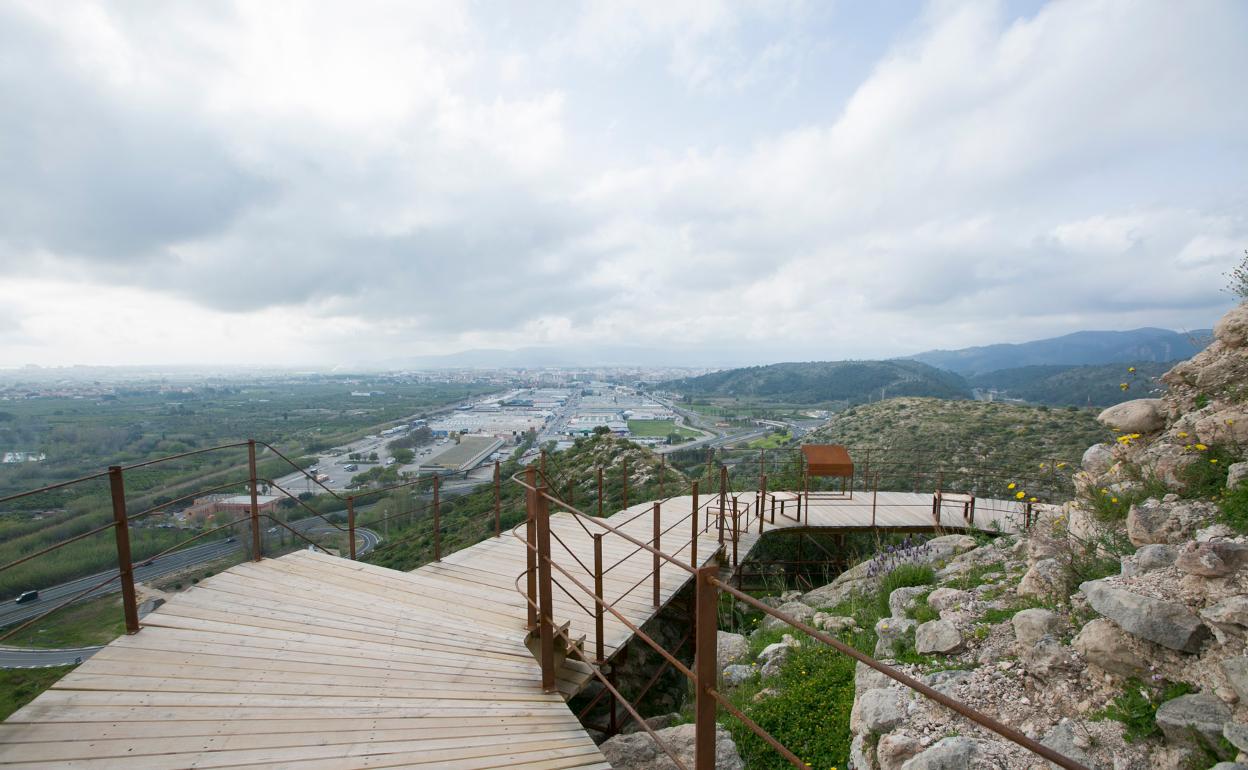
<box><xmin>872</xmin><ymin>472</ymin><xmax>879</xmax><ymax>529</ymax></box>
<box><xmin>691</xmin><ymin>481</ymin><xmax>699</xmax><ymax>567</ymax></box>
<box><xmin>718</xmin><ymin>466</ymin><xmax>727</xmax><ymax>545</ymax></box>
<box><xmin>247</xmin><ymin>439</ymin><xmax>261</xmax><ymax>561</ymax></box>
<box><xmin>694</xmin><ymin>564</ymin><xmax>718</xmax><ymax>770</ymax></box>
<box><xmin>731</xmin><ymin>497</ymin><xmax>739</xmax><ymax>568</ymax></box>
<box><xmin>652</xmin><ymin>501</ymin><xmax>661</xmax><ymax>607</ymax></box>
<box><xmin>433</xmin><ymin>474</ymin><xmax>441</xmax><ymax>561</ymax></box>
<box><xmin>107</xmin><ymin>466</ymin><xmax>141</xmax><ymax>635</ymax></box>
<box><xmin>525</xmin><ymin>466</ymin><xmax>538</xmax><ymax>630</ymax></box>
<box><xmin>759</xmin><ymin>472</ymin><xmax>767</xmax><ymax>532</ymax></box>
<box><xmin>347</xmin><ymin>496</ymin><xmax>357</xmax><ymax>560</ymax></box>
<box><xmin>597</xmin><ymin>465</ymin><xmax>604</xmax><ymax>517</ymax></box>
<box><xmin>535</xmin><ymin>480</ymin><xmax>556</xmax><ymax>692</ymax></box>
<box><xmin>494</xmin><ymin>460</ymin><xmax>501</xmax><ymax>538</ymax></box>
<box><xmin>594</xmin><ymin>533</ymin><xmax>605</xmax><ymax>664</ymax></box>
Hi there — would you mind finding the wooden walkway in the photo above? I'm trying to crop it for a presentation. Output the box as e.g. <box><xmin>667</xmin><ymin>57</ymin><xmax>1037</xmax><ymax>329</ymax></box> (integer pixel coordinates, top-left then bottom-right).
<box><xmin>0</xmin><ymin>491</ymin><xmax>1023</xmax><ymax>768</ymax></box>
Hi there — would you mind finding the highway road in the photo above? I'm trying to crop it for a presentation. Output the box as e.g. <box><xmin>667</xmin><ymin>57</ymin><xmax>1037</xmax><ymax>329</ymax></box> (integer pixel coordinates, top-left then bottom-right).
<box><xmin>0</xmin><ymin>539</ymin><xmax>242</xmax><ymax>629</ymax></box>
<box><xmin>0</xmin><ymin>645</ymin><xmax>102</xmax><ymax>668</ymax></box>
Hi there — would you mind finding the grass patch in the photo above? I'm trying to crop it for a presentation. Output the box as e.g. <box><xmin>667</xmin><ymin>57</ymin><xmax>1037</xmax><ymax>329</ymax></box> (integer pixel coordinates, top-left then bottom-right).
<box><xmin>1094</xmin><ymin>678</ymin><xmax>1195</xmax><ymax>743</ymax></box>
<box><xmin>4</xmin><ymin>594</ymin><xmax>126</xmax><ymax>648</ymax></box>
<box><xmin>875</xmin><ymin>564</ymin><xmax>936</xmax><ymax>618</ymax></box>
<box><xmin>1219</xmin><ymin>483</ymin><xmax>1248</xmax><ymax>534</ymax></box>
<box><xmin>1177</xmin><ymin>444</ymin><xmax>1233</xmax><ymax>500</ymax></box>
<box><xmin>945</xmin><ymin>562</ymin><xmax>1005</xmax><ymax>591</ymax></box>
<box><xmin>725</xmin><ymin>643</ymin><xmax>858</xmax><ymax>768</ymax></box>
<box><xmin>0</xmin><ymin>666</ymin><xmax>74</xmax><ymax>720</ymax></box>
<box><xmin>978</xmin><ymin>595</ymin><xmax>1050</xmax><ymax>625</ymax></box>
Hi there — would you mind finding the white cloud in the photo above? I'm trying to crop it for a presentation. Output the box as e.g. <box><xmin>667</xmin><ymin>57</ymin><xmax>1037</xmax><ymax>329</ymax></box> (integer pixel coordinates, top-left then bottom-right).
<box><xmin>0</xmin><ymin>0</ymin><xmax>1244</xmax><ymax>367</ymax></box>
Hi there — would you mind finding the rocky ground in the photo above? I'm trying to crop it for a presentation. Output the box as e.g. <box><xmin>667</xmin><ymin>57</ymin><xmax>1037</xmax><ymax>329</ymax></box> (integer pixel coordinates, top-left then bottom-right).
<box><xmin>603</xmin><ymin>304</ymin><xmax>1248</xmax><ymax>770</ymax></box>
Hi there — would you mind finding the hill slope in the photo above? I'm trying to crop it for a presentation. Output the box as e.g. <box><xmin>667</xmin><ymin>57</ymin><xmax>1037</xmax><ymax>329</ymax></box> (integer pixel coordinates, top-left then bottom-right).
<box><xmin>908</xmin><ymin>327</ymin><xmax>1210</xmax><ymax>375</ymax></box>
<box><xmin>968</xmin><ymin>360</ymin><xmax>1173</xmax><ymax>407</ymax></box>
<box><xmin>662</xmin><ymin>360</ymin><xmax>971</xmax><ymax>405</ymax></box>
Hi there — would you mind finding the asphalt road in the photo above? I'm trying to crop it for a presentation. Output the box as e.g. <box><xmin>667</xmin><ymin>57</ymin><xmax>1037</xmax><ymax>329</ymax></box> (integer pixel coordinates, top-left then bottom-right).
<box><xmin>0</xmin><ymin>644</ymin><xmax>102</xmax><ymax>668</ymax></box>
<box><xmin>0</xmin><ymin>539</ymin><xmax>242</xmax><ymax>629</ymax></box>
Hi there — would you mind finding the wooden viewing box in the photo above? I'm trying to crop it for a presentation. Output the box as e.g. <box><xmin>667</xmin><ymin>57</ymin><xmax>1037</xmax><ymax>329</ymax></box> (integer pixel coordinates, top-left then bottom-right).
<box><xmin>801</xmin><ymin>444</ymin><xmax>854</xmax><ymax>501</ymax></box>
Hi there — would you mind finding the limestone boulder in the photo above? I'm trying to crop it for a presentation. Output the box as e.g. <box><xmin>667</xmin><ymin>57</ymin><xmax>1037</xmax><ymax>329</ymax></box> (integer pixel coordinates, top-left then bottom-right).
<box><xmin>1176</xmin><ymin>541</ymin><xmax>1234</xmax><ymax>577</ymax></box>
<box><xmin>900</xmin><ymin>736</ymin><xmax>978</xmax><ymax>769</ymax></box>
<box><xmin>1021</xmin><ymin>635</ymin><xmax>1076</xmax><ymax>680</ymax></box>
<box><xmin>1215</xmin><ymin>303</ymin><xmax>1248</xmax><ymax>348</ymax></box>
<box><xmin>1154</xmin><ymin>693</ymin><xmax>1232</xmax><ymax>753</ymax></box>
<box><xmin>878</xmin><ymin>732</ymin><xmax>923</xmax><ymax>770</ymax></box>
<box><xmin>1012</xmin><ymin>608</ymin><xmax>1061</xmax><ymax>649</ymax></box>
<box><xmin>1041</xmin><ymin>721</ymin><xmax>1108</xmax><ymax>770</ymax></box>
<box><xmin>1082</xmin><ymin>443</ymin><xmax>1116</xmax><ymax>476</ymax></box>
<box><xmin>812</xmin><ymin>613</ymin><xmax>858</xmax><ymax>634</ymax></box>
<box><xmin>926</xmin><ymin>588</ymin><xmax>971</xmax><ymax>614</ymax></box>
<box><xmin>1194</xmin><ymin>408</ymin><xmax>1248</xmax><ymax>446</ymax></box>
<box><xmin>1221</xmin><ymin>656</ymin><xmax>1248</xmax><ymax>701</ymax></box>
<box><xmin>1228</xmin><ymin>461</ymin><xmax>1248</xmax><ymax>490</ymax></box>
<box><xmin>1126</xmin><ymin>498</ymin><xmax>1220</xmax><ymax>547</ymax></box>
<box><xmin>858</xmin><ymin>687</ymin><xmax>905</xmax><ymax>733</ymax></box>
<box><xmin>722</xmin><ymin>665</ymin><xmax>753</xmax><ymax>687</ymax></box>
<box><xmin>1200</xmin><ymin>596</ymin><xmax>1248</xmax><ymax>644</ymax></box>
<box><xmin>914</xmin><ymin>620</ymin><xmax>962</xmax><ymax>655</ymax></box>
<box><xmin>874</xmin><ymin>617</ymin><xmax>917</xmax><ymax>659</ymax></box>
<box><xmin>1098</xmin><ymin>399</ymin><xmax>1166</xmax><ymax>434</ymax></box>
<box><xmin>1080</xmin><ymin>579</ymin><xmax>1210</xmax><ymax>653</ymax></box>
<box><xmin>889</xmin><ymin>586</ymin><xmax>929</xmax><ymax>618</ymax></box>
<box><xmin>1073</xmin><ymin>618</ymin><xmax>1150</xmax><ymax>677</ymax></box>
<box><xmin>717</xmin><ymin>632</ymin><xmax>748</xmax><ymax>670</ymax></box>
<box><xmin>601</xmin><ymin>723</ymin><xmax>745</xmax><ymax>770</ymax></box>
<box><xmin>1018</xmin><ymin>558</ymin><xmax>1067</xmax><ymax>599</ymax></box>
<box><xmin>761</xmin><ymin>601</ymin><xmax>814</xmax><ymax>632</ymax></box>
<box><xmin>1120</xmin><ymin>543</ymin><xmax>1178</xmax><ymax>577</ymax></box>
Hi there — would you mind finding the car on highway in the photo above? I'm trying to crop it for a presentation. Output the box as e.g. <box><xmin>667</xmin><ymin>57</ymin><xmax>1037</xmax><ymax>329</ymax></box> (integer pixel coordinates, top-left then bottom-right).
<box><xmin>15</xmin><ymin>590</ymin><xmax>39</xmax><ymax>604</ymax></box>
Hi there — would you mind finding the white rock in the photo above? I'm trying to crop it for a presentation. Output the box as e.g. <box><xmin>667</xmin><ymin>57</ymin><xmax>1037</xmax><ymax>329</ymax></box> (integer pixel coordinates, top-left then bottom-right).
<box><xmin>914</xmin><ymin>620</ymin><xmax>962</xmax><ymax>655</ymax></box>
<box><xmin>1097</xmin><ymin>399</ymin><xmax>1166</xmax><ymax>434</ymax></box>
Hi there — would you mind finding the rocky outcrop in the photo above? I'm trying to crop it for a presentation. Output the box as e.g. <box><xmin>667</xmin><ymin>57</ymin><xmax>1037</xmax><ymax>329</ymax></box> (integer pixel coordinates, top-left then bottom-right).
<box><xmin>914</xmin><ymin>620</ymin><xmax>962</xmax><ymax>655</ymax></box>
<box><xmin>600</xmin><ymin>723</ymin><xmax>745</xmax><ymax>770</ymax></box>
<box><xmin>1072</xmin><ymin>618</ymin><xmax>1150</xmax><ymax>677</ymax></box>
<box><xmin>799</xmin><ymin>535</ymin><xmax>976</xmax><ymax>609</ymax></box>
<box><xmin>899</xmin><ymin>736</ymin><xmax>978</xmax><ymax>769</ymax></box>
<box><xmin>1126</xmin><ymin>498</ymin><xmax>1219</xmax><ymax>547</ymax></box>
<box><xmin>760</xmin><ymin>601</ymin><xmax>813</xmax><ymax>632</ymax></box>
<box><xmin>1080</xmin><ymin>579</ymin><xmax>1210</xmax><ymax>653</ymax></box>
<box><xmin>1018</xmin><ymin>558</ymin><xmax>1066</xmax><ymax>598</ymax></box>
<box><xmin>717</xmin><ymin>632</ymin><xmax>748</xmax><ymax>670</ymax></box>
<box><xmin>1154</xmin><ymin>693</ymin><xmax>1231</xmax><ymax>753</ymax></box>
<box><xmin>1012</xmin><ymin>608</ymin><xmax>1060</xmax><ymax>649</ymax></box>
<box><xmin>857</xmin><ymin>687</ymin><xmax>906</xmax><ymax>733</ymax></box>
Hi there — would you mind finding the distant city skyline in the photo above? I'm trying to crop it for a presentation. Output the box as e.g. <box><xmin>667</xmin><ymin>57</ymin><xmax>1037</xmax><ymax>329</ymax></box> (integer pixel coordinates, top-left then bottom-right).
<box><xmin>0</xmin><ymin>0</ymin><xmax>1244</xmax><ymax>367</ymax></box>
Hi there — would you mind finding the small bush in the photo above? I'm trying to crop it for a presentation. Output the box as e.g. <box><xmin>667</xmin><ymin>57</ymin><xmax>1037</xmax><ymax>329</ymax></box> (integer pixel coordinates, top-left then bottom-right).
<box><xmin>876</xmin><ymin>564</ymin><xmax>936</xmax><ymax>617</ymax></box>
<box><xmin>1095</xmin><ymin>678</ymin><xmax>1195</xmax><ymax>743</ymax></box>
<box><xmin>1220</xmin><ymin>483</ymin><xmax>1248</xmax><ymax>534</ymax></box>
<box><xmin>1177</xmin><ymin>444</ymin><xmax>1232</xmax><ymax>500</ymax></box>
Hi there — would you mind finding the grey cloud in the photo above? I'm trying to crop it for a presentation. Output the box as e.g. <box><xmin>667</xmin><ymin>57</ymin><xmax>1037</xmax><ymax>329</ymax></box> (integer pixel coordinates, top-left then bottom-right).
<box><xmin>0</xmin><ymin>7</ymin><xmax>272</xmax><ymax>264</ymax></box>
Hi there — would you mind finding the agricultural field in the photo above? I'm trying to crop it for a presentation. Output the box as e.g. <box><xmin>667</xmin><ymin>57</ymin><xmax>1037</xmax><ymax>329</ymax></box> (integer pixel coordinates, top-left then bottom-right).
<box><xmin>626</xmin><ymin>419</ymin><xmax>700</xmax><ymax>439</ymax></box>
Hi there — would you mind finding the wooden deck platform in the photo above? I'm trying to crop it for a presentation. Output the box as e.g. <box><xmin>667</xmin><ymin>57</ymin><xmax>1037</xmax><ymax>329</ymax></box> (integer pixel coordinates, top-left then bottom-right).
<box><xmin>0</xmin><ymin>490</ymin><xmax>1024</xmax><ymax>768</ymax></box>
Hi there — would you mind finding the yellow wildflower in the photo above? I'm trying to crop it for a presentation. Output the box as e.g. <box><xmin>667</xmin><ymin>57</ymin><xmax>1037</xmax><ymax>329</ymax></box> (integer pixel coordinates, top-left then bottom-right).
<box><xmin>1211</xmin><ymin>459</ymin><xmax>1219</xmax><ymax>464</ymax></box>
<box><xmin>1111</xmin><ymin>497</ymin><xmax>1119</xmax><ymax>504</ymax></box>
<box><xmin>1196</xmin><ymin>444</ymin><xmax>1208</xmax><ymax>451</ymax></box>
<box><xmin>1177</xmin><ymin>431</ymin><xmax>1189</xmax><ymax>438</ymax></box>
<box><xmin>1056</xmin><ymin>462</ymin><xmax>1067</xmax><ymax>468</ymax></box>
<box><xmin>1015</xmin><ymin>491</ymin><xmax>1026</xmax><ymax>500</ymax></box>
<box><xmin>1120</xmin><ymin>383</ymin><xmax>1129</xmax><ymax>391</ymax></box>
<box><xmin>1008</xmin><ymin>483</ymin><xmax>1016</xmax><ymax>490</ymax></box>
<box><xmin>1029</xmin><ymin>497</ymin><xmax>1038</xmax><ymax>502</ymax></box>
<box><xmin>1127</xmin><ymin>366</ymin><xmax>1136</xmax><ymax>373</ymax></box>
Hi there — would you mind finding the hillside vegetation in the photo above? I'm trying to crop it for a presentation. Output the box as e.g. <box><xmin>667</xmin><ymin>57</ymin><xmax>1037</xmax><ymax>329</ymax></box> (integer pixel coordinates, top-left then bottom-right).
<box><xmin>968</xmin><ymin>360</ymin><xmax>1172</xmax><ymax>406</ymax></box>
<box><xmin>664</xmin><ymin>360</ymin><xmax>970</xmax><ymax>405</ymax></box>
<box><xmin>908</xmin><ymin>327</ymin><xmax>1209</xmax><ymax>375</ymax></box>
<box><xmin>807</xmin><ymin>397</ymin><xmax>1112</xmax><ymax>500</ymax></box>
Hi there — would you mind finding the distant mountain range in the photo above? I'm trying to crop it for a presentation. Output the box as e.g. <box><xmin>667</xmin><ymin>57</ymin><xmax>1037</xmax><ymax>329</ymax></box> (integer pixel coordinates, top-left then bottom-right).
<box><xmin>662</xmin><ymin>360</ymin><xmax>971</xmax><ymax>404</ymax></box>
<box><xmin>968</xmin><ymin>361</ymin><xmax>1174</xmax><ymax>406</ymax></box>
<box><xmin>906</xmin><ymin>327</ymin><xmax>1211</xmax><ymax>376</ymax></box>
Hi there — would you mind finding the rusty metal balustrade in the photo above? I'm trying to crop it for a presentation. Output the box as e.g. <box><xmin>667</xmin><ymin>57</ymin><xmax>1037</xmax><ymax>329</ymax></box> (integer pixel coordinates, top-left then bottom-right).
<box><xmin>510</xmin><ymin>459</ymin><xmax>1091</xmax><ymax>770</ymax></box>
<box><xmin>0</xmin><ymin>440</ymin><xmax>506</xmax><ymax>642</ymax></box>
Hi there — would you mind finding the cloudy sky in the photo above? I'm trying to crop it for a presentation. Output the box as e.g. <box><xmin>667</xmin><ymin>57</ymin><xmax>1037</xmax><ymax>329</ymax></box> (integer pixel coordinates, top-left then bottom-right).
<box><xmin>1</xmin><ymin>0</ymin><xmax>1245</xmax><ymax>368</ymax></box>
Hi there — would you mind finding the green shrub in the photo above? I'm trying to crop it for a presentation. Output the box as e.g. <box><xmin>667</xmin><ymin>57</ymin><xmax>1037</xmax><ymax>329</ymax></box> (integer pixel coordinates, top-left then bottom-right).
<box><xmin>725</xmin><ymin>645</ymin><xmax>857</xmax><ymax>769</ymax></box>
<box><xmin>875</xmin><ymin>564</ymin><xmax>936</xmax><ymax>617</ymax></box>
<box><xmin>1095</xmin><ymin>678</ymin><xmax>1195</xmax><ymax>742</ymax></box>
<box><xmin>1177</xmin><ymin>444</ymin><xmax>1232</xmax><ymax>500</ymax></box>
<box><xmin>1220</xmin><ymin>483</ymin><xmax>1248</xmax><ymax>534</ymax></box>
